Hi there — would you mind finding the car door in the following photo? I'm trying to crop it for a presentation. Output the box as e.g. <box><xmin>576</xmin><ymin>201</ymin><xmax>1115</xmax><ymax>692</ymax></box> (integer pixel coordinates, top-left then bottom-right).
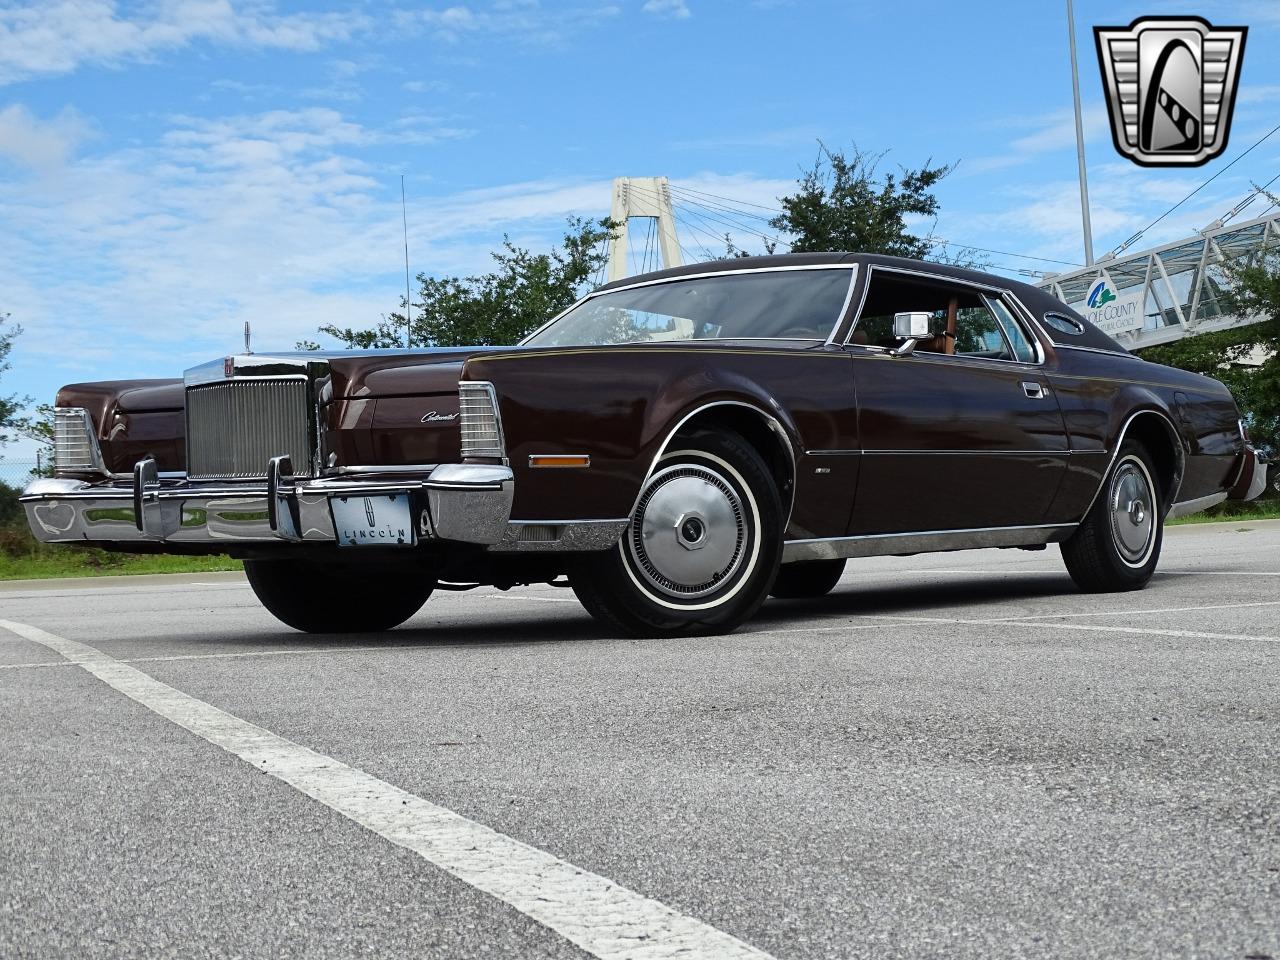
<box><xmin>846</xmin><ymin>269</ymin><xmax>1068</xmax><ymax>535</ymax></box>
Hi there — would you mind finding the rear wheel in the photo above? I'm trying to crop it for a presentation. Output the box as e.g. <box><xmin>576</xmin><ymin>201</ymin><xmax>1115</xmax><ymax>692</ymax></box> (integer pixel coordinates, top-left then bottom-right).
<box><xmin>1061</xmin><ymin>440</ymin><xmax>1164</xmax><ymax>592</ymax></box>
<box><xmin>570</xmin><ymin>430</ymin><xmax>782</xmax><ymax>638</ymax></box>
<box><xmin>769</xmin><ymin>559</ymin><xmax>846</xmax><ymax>599</ymax></box>
<box><xmin>245</xmin><ymin>558</ymin><xmax>433</xmax><ymax>633</ymax></box>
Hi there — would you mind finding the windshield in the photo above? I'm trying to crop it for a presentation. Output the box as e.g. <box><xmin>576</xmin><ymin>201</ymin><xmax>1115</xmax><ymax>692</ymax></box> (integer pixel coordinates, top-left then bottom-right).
<box><xmin>522</xmin><ymin>268</ymin><xmax>854</xmax><ymax>347</ymax></box>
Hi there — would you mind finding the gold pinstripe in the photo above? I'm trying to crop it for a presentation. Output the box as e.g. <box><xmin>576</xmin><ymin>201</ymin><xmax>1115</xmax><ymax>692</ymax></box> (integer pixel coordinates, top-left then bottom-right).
<box><xmin>465</xmin><ymin>347</ymin><xmax>1223</xmax><ymax>397</ymax></box>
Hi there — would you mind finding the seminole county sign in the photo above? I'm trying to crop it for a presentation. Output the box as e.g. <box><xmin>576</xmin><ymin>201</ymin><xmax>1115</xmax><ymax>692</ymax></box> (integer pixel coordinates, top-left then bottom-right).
<box><xmin>1083</xmin><ymin>279</ymin><xmax>1145</xmax><ymax>336</ymax></box>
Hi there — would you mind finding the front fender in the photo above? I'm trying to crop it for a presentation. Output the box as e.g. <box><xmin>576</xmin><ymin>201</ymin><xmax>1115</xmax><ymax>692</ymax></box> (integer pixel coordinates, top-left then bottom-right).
<box><xmin>461</xmin><ymin>346</ymin><xmax>853</xmax><ymax>526</ymax></box>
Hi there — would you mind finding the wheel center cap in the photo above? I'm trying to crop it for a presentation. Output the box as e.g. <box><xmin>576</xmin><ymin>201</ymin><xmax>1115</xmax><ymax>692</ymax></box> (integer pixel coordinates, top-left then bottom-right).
<box><xmin>674</xmin><ymin>511</ymin><xmax>708</xmax><ymax>550</ymax></box>
<box><xmin>1128</xmin><ymin>499</ymin><xmax>1147</xmax><ymax>526</ymax></box>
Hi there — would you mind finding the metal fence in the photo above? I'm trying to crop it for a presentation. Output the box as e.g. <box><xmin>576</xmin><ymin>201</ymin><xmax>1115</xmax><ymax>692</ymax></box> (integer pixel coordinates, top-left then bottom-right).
<box><xmin>0</xmin><ymin>459</ymin><xmax>44</xmax><ymax>489</ymax></box>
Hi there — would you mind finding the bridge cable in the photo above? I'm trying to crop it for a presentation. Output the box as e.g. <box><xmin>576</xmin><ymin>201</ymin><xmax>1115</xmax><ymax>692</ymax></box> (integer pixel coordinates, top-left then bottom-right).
<box><xmin>1105</xmin><ymin>120</ymin><xmax>1280</xmax><ymax>259</ymax></box>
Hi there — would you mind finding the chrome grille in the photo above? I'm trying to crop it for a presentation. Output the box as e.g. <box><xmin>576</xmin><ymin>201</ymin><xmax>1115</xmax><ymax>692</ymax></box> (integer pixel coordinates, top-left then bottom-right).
<box><xmin>186</xmin><ymin>378</ymin><xmax>312</xmax><ymax>479</ymax></box>
<box><xmin>458</xmin><ymin>381</ymin><xmax>506</xmax><ymax>460</ymax></box>
<box><xmin>53</xmin><ymin>407</ymin><xmax>102</xmax><ymax>474</ymax></box>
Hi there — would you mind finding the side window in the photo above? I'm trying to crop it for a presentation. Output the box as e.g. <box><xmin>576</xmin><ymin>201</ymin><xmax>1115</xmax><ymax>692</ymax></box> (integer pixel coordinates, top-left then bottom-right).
<box><xmin>849</xmin><ymin>270</ymin><xmax>1039</xmax><ymax>363</ymax></box>
<box><xmin>951</xmin><ymin>303</ymin><xmax>1009</xmax><ymax>358</ymax></box>
<box><xmin>986</xmin><ymin>297</ymin><xmax>1038</xmax><ymax>363</ymax></box>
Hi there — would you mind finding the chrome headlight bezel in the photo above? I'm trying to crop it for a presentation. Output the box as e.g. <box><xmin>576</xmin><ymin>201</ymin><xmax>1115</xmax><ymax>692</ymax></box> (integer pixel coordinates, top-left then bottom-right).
<box><xmin>457</xmin><ymin>381</ymin><xmax>507</xmax><ymax>462</ymax></box>
<box><xmin>52</xmin><ymin>406</ymin><xmax>109</xmax><ymax>476</ymax></box>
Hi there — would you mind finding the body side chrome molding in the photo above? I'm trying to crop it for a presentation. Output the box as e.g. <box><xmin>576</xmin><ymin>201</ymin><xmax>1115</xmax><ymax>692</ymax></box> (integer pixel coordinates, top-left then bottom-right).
<box><xmin>783</xmin><ymin>523</ymin><xmax>1077</xmax><ymax>564</ymax></box>
<box><xmin>1053</xmin><ymin>343</ymin><xmax>1138</xmax><ymax>360</ymax></box>
<box><xmin>858</xmin><ymin>449</ymin><xmax>1071</xmax><ymax>457</ymax></box>
<box><xmin>805</xmin><ymin>448</ymin><xmax>1073</xmax><ymax>458</ymax></box>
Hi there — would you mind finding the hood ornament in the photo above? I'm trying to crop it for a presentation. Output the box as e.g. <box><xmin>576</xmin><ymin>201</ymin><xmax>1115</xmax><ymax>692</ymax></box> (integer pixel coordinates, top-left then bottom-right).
<box><xmin>244</xmin><ymin>321</ymin><xmax>253</xmax><ymax>355</ymax></box>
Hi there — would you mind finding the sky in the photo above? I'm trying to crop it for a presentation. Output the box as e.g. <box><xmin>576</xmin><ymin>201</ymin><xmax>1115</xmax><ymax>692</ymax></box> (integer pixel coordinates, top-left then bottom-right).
<box><xmin>3</xmin><ymin>0</ymin><xmax>1280</xmax><ymax>460</ymax></box>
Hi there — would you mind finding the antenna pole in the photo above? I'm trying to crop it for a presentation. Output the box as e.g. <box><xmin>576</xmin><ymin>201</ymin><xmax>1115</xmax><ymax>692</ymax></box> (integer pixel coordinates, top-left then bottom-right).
<box><xmin>401</xmin><ymin>174</ymin><xmax>413</xmax><ymax>349</ymax></box>
<box><xmin>1067</xmin><ymin>0</ymin><xmax>1095</xmax><ymax>265</ymax></box>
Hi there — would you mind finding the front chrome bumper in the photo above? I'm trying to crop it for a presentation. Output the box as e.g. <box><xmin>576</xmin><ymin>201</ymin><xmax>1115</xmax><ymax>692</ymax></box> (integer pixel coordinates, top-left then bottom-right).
<box><xmin>21</xmin><ymin>461</ymin><xmax>515</xmax><ymax>548</ymax></box>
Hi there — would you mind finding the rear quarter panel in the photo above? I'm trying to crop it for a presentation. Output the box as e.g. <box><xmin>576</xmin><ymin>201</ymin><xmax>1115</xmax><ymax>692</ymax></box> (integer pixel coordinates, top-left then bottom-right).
<box><xmin>1045</xmin><ymin>347</ymin><xmax>1242</xmax><ymax>519</ymax></box>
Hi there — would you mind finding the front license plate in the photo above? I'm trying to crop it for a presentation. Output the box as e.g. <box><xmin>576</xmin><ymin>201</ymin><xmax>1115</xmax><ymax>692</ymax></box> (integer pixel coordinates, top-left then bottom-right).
<box><xmin>331</xmin><ymin>493</ymin><xmax>416</xmax><ymax>547</ymax></box>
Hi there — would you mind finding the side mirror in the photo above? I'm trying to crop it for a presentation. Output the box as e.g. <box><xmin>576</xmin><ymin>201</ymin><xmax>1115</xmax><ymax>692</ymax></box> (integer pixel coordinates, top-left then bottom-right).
<box><xmin>892</xmin><ymin>312</ymin><xmax>932</xmax><ymax>339</ymax></box>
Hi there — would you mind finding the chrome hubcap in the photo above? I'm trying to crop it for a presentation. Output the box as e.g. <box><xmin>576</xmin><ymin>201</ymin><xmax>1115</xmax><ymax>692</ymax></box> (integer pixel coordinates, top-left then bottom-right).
<box><xmin>1109</xmin><ymin>459</ymin><xmax>1156</xmax><ymax>564</ymax></box>
<box><xmin>629</xmin><ymin>464</ymin><xmax>747</xmax><ymax>599</ymax></box>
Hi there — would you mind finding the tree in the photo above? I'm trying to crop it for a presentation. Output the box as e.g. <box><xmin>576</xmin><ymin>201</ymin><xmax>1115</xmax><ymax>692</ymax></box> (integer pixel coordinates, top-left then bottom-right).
<box><xmin>769</xmin><ymin>144</ymin><xmax>954</xmax><ymax>258</ymax></box>
<box><xmin>306</xmin><ymin>217</ymin><xmax>615</xmax><ymax>350</ymax></box>
<box><xmin>0</xmin><ymin>313</ymin><xmax>30</xmax><ymax>448</ymax></box>
<box><xmin>1138</xmin><ymin>249</ymin><xmax>1280</xmax><ymax>456</ymax></box>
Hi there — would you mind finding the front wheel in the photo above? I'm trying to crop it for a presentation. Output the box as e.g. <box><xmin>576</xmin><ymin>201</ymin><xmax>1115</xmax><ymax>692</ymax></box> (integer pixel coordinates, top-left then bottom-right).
<box><xmin>1060</xmin><ymin>440</ymin><xmax>1164</xmax><ymax>592</ymax></box>
<box><xmin>570</xmin><ymin>429</ymin><xmax>783</xmax><ymax>638</ymax></box>
<box><xmin>245</xmin><ymin>558</ymin><xmax>434</xmax><ymax>633</ymax></box>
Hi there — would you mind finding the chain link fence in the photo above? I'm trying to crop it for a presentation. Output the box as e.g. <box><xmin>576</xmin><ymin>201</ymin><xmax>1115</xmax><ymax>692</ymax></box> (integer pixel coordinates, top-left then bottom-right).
<box><xmin>1</xmin><ymin>460</ymin><xmax>42</xmax><ymax>530</ymax></box>
<box><xmin>0</xmin><ymin>458</ymin><xmax>45</xmax><ymax>489</ymax></box>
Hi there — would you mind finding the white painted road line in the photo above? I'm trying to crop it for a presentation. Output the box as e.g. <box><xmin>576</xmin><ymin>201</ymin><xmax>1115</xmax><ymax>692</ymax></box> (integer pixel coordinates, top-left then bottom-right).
<box><xmin>978</xmin><ymin>599</ymin><xmax>1280</xmax><ymax>623</ymax></box>
<box><xmin>1001</xmin><ymin>621</ymin><xmax>1280</xmax><ymax>644</ymax></box>
<box><xmin>479</xmin><ymin>593</ymin><xmax>581</xmax><ymax>604</ymax></box>
<box><xmin>0</xmin><ymin>618</ymin><xmax>774</xmax><ymax>960</ymax></box>
<box><xmin>0</xmin><ymin>644</ymin><xmax>400</xmax><ymax>671</ymax></box>
<box><xmin>1158</xmin><ymin>570</ymin><xmax>1280</xmax><ymax>577</ymax></box>
<box><xmin>870</xmin><ymin>613</ymin><xmax>1280</xmax><ymax>645</ymax></box>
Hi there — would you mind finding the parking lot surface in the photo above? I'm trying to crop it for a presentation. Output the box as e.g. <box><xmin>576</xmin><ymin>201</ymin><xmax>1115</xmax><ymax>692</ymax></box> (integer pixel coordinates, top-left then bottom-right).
<box><xmin>2</xmin><ymin>520</ymin><xmax>1278</xmax><ymax>959</ymax></box>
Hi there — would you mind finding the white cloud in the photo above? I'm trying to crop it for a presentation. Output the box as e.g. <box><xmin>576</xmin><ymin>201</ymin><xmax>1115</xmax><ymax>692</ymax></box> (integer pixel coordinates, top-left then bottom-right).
<box><xmin>400</xmin><ymin>1</ymin><xmax>620</xmax><ymax>45</ymax></box>
<box><xmin>966</xmin><ymin>105</ymin><xmax>1110</xmax><ymax>174</ymax></box>
<box><xmin>669</xmin><ymin>126</ymin><xmax>819</xmax><ymax>151</ymax></box>
<box><xmin>402</xmin><ymin>79</ymin><xmax>450</xmax><ymax>94</ymax></box>
<box><xmin>0</xmin><ymin>0</ymin><xmax>368</xmax><ymax>85</ymax></box>
<box><xmin>947</xmin><ymin>161</ymin><xmax>1257</xmax><ymax>272</ymax></box>
<box><xmin>1239</xmin><ymin>84</ymin><xmax>1280</xmax><ymax>105</ymax></box>
<box><xmin>1</xmin><ymin>103</ymin><xmax>790</xmax><ymax>402</ymax></box>
<box><xmin>643</xmin><ymin>0</ymin><xmax>691</xmax><ymax>19</ymax></box>
<box><xmin>0</xmin><ymin>107</ymin><xmax>475</xmax><ymax>374</ymax></box>
<box><xmin>0</xmin><ymin>104</ymin><xmax>91</xmax><ymax>172</ymax></box>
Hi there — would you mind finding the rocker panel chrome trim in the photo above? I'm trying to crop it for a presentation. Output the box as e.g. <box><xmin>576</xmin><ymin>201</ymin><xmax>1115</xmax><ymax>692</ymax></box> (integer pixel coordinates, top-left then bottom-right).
<box><xmin>782</xmin><ymin>523</ymin><xmax>1077</xmax><ymax>563</ymax></box>
<box><xmin>1166</xmin><ymin>491</ymin><xmax>1228</xmax><ymax>520</ymax></box>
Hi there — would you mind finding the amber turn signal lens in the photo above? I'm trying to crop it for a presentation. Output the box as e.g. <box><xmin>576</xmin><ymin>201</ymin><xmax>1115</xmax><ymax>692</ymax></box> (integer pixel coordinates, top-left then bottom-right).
<box><xmin>528</xmin><ymin>455</ymin><xmax>591</xmax><ymax>469</ymax></box>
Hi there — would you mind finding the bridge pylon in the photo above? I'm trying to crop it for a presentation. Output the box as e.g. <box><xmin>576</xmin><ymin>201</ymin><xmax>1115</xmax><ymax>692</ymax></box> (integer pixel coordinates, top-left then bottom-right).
<box><xmin>606</xmin><ymin>176</ymin><xmax>683</xmax><ymax>282</ymax></box>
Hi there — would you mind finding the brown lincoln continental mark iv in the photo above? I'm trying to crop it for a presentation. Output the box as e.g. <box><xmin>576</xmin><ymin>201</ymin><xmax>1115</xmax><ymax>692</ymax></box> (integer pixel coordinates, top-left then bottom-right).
<box><xmin>25</xmin><ymin>254</ymin><xmax>1268</xmax><ymax>637</ymax></box>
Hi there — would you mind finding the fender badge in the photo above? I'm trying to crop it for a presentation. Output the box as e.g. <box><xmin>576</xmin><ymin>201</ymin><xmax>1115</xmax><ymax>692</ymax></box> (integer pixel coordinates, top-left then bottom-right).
<box><xmin>420</xmin><ymin>410</ymin><xmax>459</xmax><ymax>423</ymax></box>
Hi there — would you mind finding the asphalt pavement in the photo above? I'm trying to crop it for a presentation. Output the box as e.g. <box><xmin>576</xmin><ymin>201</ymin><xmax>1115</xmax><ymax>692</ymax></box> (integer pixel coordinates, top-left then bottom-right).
<box><xmin>2</xmin><ymin>520</ymin><xmax>1278</xmax><ymax>959</ymax></box>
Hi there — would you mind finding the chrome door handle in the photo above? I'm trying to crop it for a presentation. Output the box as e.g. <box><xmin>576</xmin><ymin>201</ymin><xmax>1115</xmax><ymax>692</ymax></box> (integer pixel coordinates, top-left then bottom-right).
<box><xmin>1021</xmin><ymin>381</ymin><xmax>1047</xmax><ymax>399</ymax></box>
